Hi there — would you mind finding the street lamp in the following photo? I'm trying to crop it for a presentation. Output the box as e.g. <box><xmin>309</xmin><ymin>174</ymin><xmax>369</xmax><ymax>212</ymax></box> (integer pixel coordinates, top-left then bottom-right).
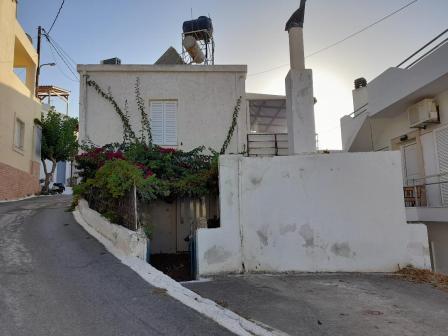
<box><xmin>39</xmin><ymin>62</ymin><xmax>56</xmax><ymax>70</ymax></box>
<box><xmin>36</xmin><ymin>63</ymin><xmax>56</xmax><ymax>94</ymax></box>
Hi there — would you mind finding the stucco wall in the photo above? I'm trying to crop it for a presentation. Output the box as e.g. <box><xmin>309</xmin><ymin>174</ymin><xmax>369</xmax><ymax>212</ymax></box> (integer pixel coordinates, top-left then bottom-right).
<box><xmin>427</xmin><ymin>222</ymin><xmax>448</xmax><ymax>274</ymax></box>
<box><xmin>77</xmin><ymin>199</ymin><xmax>147</xmax><ymax>259</ymax></box>
<box><xmin>78</xmin><ymin>65</ymin><xmax>247</xmax><ymax>154</ymax></box>
<box><xmin>197</xmin><ymin>153</ymin><xmax>430</xmax><ymax>275</ymax></box>
<box><xmin>0</xmin><ymin>0</ymin><xmax>41</xmax><ymax>199</ymax></box>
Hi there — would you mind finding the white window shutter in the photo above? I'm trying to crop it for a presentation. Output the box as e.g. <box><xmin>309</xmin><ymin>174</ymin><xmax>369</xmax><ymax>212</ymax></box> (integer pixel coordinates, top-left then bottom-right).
<box><xmin>164</xmin><ymin>101</ymin><xmax>177</xmax><ymax>146</ymax></box>
<box><xmin>150</xmin><ymin>101</ymin><xmax>177</xmax><ymax>146</ymax></box>
<box><xmin>150</xmin><ymin>102</ymin><xmax>164</xmax><ymax>145</ymax></box>
<box><xmin>436</xmin><ymin>127</ymin><xmax>448</xmax><ymax>205</ymax></box>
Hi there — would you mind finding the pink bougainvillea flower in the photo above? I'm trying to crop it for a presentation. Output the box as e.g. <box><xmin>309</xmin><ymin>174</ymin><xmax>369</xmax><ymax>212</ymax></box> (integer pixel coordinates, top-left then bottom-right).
<box><xmin>159</xmin><ymin>147</ymin><xmax>176</xmax><ymax>154</ymax></box>
<box><xmin>144</xmin><ymin>170</ymin><xmax>154</xmax><ymax>179</ymax></box>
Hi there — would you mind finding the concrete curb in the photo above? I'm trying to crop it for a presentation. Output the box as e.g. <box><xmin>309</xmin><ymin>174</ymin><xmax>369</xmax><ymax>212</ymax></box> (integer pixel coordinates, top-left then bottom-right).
<box><xmin>73</xmin><ymin>205</ymin><xmax>288</xmax><ymax>336</ymax></box>
<box><xmin>0</xmin><ymin>195</ymin><xmax>39</xmax><ymax>204</ymax></box>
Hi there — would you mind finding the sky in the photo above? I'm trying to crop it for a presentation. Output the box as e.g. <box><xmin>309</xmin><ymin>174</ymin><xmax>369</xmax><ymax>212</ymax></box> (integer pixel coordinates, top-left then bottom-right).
<box><xmin>17</xmin><ymin>0</ymin><xmax>448</xmax><ymax>149</ymax></box>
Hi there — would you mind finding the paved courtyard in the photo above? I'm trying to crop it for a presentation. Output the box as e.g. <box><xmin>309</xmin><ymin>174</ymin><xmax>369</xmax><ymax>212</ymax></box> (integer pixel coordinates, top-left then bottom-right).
<box><xmin>185</xmin><ymin>273</ymin><xmax>448</xmax><ymax>336</ymax></box>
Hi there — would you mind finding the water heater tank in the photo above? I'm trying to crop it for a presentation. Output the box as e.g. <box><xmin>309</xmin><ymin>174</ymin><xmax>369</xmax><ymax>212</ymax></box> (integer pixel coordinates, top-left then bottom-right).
<box><xmin>182</xmin><ymin>16</ymin><xmax>213</xmax><ymax>41</ymax></box>
<box><xmin>183</xmin><ymin>36</ymin><xmax>205</xmax><ymax>64</ymax></box>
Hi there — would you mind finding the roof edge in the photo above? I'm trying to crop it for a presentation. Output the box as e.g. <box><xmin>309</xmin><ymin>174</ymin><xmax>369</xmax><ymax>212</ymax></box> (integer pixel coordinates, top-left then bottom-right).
<box><xmin>77</xmin><ymin>64</ymin><xmax>248</xmax><ymax>74</ymax></box>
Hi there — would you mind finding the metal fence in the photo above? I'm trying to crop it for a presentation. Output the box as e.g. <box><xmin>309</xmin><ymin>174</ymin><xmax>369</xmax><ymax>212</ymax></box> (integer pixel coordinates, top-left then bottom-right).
<box><xmin>247</xmin><ymin>133</ymin><xmax>289</xmax><ymax>157</ymax></box>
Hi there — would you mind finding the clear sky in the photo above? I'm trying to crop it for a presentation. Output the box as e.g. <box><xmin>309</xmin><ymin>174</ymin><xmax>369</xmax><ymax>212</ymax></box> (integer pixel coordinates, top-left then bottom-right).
<box><xmin>17</xmin><ymin>0</ymin><xmax>448</xmax><ymax>149</ymax></box>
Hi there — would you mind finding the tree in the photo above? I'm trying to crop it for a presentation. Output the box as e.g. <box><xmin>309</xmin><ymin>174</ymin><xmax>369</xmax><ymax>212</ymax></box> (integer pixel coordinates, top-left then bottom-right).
<box><xmin>40</xmin><ymin>108</ymin><xmax>78</xmax><ymax>193</ymax></box>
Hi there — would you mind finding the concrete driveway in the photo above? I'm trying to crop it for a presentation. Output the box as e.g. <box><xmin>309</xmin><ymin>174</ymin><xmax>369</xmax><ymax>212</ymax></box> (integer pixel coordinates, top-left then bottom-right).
<box><xmin>185</xmin><ymin>273</ymin><xmax>448</xmax><ymax>336</ymax></box>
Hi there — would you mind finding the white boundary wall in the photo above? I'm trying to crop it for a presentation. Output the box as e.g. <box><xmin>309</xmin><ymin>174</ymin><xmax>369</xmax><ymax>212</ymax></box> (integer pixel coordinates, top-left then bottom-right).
<box><xmin>197</xmin><ymin>153</ymin><xmax>431</xmax><ymax>275</ymax></box>
<box><xmin>77</xmin><ymin>199</ymin><xmax>147</xmax><ymax>259</ymax></box>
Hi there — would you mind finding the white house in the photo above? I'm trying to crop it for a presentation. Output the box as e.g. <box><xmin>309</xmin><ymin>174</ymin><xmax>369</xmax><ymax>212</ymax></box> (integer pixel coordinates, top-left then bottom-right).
<box><xmin>77</xmin><ymin>5</ymin><xmax>431</xmax><ymax>279</ymax></box>
<box><xmin>340</xmin><ymin>36</ymin><xmax>448</xmax><ymax>274</ymax></box>
<box><xmin>77</xmin><ymin>64</ymin><xmax>248</xmax><ymax>154</ymax></box>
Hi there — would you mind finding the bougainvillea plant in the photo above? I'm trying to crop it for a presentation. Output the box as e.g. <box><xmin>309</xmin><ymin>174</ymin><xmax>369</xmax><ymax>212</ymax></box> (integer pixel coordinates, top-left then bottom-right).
<box><xmin>73</xmin><ymin>77</ymin><xmax>240</xmax><ymax>224</ymax></box>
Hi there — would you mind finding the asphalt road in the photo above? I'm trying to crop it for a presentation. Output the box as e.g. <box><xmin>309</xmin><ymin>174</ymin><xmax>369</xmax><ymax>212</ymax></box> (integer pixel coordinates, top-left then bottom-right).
<box><xmin>0</xmin><ymin>196</ymin><xmax>232</xmax><ymax>336</ymax></box>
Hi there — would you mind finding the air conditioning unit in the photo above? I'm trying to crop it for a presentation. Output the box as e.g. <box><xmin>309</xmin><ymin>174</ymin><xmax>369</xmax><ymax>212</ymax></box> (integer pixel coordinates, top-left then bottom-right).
<box><xmin>100</xmin><ymin>57</ymin><xmax>121</xmax><ymax>65</ymax></box>
<box><xmin>408</xmin><ymin>98</ymin><xmax>439</xmax><ymax>128</ymax></box>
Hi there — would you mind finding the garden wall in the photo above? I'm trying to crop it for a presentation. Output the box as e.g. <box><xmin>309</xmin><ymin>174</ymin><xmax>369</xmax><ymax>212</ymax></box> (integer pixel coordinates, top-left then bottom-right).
<box><xmin>77</xmin><ymin>199</ymin><xmax>147</xmax><ymax>259</ymax></box>
<box><xmin>196</xmin><ymin>153</ymin><xmax>431</xmax><ymax>275</ymax></box>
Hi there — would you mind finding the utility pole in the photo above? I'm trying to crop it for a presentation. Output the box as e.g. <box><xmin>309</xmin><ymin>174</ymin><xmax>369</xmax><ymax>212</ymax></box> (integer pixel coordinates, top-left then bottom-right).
<box><xmin>35</xmin><ymin>26</ymin><xmax>42</xmax><ymax>97</ymax></box>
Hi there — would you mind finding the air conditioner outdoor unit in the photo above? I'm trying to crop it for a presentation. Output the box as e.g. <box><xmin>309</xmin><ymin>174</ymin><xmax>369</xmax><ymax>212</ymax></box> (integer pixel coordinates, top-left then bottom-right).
<box><xmin>408</xmin><ymin>98</ymin><xmax>439</xmax><ymax>128</ymax></box>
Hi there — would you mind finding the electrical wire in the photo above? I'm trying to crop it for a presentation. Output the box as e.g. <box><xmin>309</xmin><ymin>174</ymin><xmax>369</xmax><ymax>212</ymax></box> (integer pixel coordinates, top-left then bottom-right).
<box><xmin>47</xmin><ymin>0</ymin><xmax>66</xmax><ymax>34</ymax></box>
<box><xmin>44</xmin><ymin>33</ymin><xmax>79</xmax><ymax>81</ymax></box>
<box><xmin>248</xmin><ymin>0</ymin><xmax>419</xmax><ymax>77</ymax></box>
<box><xmin>46</xmin><ymin>33</ymin><xmax>78</xmax><ymax>66</ymax></box>
<box><xmin>47</xmin><ymin>40</ymin><xmax>79</xmax><ymax>82</ymax></box>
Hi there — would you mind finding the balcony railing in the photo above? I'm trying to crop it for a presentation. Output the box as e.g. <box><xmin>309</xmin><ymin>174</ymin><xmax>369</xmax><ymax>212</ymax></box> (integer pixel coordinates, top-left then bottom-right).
<box><xmin>404</xmin><ymin>173</ymin><xmax>448</xmax><ymax>208</ymax></box>
<box><xmin>247</xmin><ymin>133</ymin><xmax>289</xmax><ymax>157</ymax></box>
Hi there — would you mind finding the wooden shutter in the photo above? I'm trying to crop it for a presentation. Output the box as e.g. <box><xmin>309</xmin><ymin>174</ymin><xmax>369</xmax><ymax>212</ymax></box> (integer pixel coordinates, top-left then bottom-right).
<box><xmin>164</xmin><ymin>101</ymin><xmax>177</xmax><ymax>146</ymax></box>
<box><xmin>436</xmin><ymin>127</ymin><xmax>448</xmax><ymax>205</ymax></box>
<box><xmin>150</xmin><ymin>101</ymin><xmax>164</xmax><ymax>145</ymax></box>
<box><xmin>150</xmin><ymin>101</ymin><xmax>177</xmax><ymax>146</ymax></box>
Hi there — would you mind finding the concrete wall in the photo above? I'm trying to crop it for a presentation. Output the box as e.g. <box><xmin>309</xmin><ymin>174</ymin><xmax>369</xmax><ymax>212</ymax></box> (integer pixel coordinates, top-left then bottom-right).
<box><xmin>78</xmin><ymin>65</ymin><xmax>247</xmax><ymax>154</ymax></box>
<box><xmin>197</xmin><ymin>153</ymin><xmax>430</xmax><ymax>275</ymax></box>
<box><xmin>427</xmin><ymin>222</ymin><xmax>448</xmax><ymax>274</ymax></box>
<box><xmin>77</xmin><ymin>199</ymin><xmax>147</xmax><ymax>259</ymax></box>
<box><xmin>0</xmin><ymin>0</ymin><xmax>41</xmax><ymax>200</ymax></box>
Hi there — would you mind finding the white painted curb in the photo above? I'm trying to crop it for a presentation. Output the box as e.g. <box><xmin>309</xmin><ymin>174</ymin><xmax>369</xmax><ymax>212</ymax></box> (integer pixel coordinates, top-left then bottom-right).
<box><xmin>73</xmin><ymin>207</ymin><xmax>288</xmax><ymax>336</ymax></box>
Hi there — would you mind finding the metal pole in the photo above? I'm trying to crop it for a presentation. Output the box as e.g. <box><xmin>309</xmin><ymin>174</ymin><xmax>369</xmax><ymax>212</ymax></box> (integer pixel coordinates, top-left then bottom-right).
<box><xmin>133</xmin><ymin>184</ymin><xmax>138</xmax><ymax>231</ymax></box>
<box><xmin>35</xmin><ymin>26</ymin><xmax>42</xmax><ymax>96</ymax></box>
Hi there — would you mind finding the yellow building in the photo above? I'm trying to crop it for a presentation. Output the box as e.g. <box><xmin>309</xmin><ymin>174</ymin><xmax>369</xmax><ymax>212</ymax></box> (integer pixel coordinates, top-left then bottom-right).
<box><xmin>0</xmin><ymin>0</ymin><xmax>41</xmax><ymax>200</ymax></box>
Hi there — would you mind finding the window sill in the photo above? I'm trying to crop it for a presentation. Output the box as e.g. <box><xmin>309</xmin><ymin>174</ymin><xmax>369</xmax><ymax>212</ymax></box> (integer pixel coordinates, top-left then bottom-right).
<box><xmin>13</xmin><ymin>146</ymin><xmax>25</xmax><ymax>156</ymax></box>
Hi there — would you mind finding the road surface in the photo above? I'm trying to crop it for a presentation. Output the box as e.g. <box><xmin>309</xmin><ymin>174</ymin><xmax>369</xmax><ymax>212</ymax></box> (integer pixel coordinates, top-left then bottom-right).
<box><xmin>0</xmin><ymin>196</ymin><xmax>232</xmax><ymax>336</ymax></box>
<box><xmin>186</xmin><ymin>273</ymin><xmax>448</xmax><ymax>336</ymax></box>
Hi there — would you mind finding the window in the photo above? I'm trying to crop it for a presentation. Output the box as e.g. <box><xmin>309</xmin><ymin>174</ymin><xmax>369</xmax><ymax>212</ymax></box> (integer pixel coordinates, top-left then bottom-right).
<box><xmin>14</xmin><ymin>118</ymin><xmax>25</xmax><ymax>150</ymax></box>
<box><xmin>34</xmin><ymin>125</ymin><xmax>42</xmax><ymax>159</ymax></box>
<box><xmin>150</xmin><ymin>101</ymin><xmax>178</xmax><ymax>146</ymax></box>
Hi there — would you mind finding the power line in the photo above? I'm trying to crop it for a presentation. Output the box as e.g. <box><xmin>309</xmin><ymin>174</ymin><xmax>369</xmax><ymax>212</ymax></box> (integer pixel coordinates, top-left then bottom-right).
<box><xmin>42</xmin><ymin>29</ymin><xmax>79</xmax><ymax>82</ymax></box>
<box><xmin>306</xmin><ymin>0</ymin><xmax>419</xmax><ymax>59</ymax></box>
<box><xmin>47</xmin><ymin>0</ymin><xmax>66</xmax><ymax>34</ymax></box>
<box><xmin>248</xmin><ymin>0</ymin><xmax>419</xmax><ymax>77</ymax></box>
<box><xmin>44</xmin><ymin>33</ymin><xmax>79</xmax><ymax>81</ymax></box>
<box><xmin>45</xmin><ymin>32</ymin><xmax>77</xmax><ymax>67</ymax></box>
<box><xmin>47</xmin><ymin>41</ymin><xmax>79</xmax><ymax>82</ymax></box>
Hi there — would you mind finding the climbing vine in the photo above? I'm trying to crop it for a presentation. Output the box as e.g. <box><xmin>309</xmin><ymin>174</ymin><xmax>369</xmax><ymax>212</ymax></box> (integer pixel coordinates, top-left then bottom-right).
<box><xmin>75</xmin><ymin>82</ymin><xmax>244</xmax><ymax>228</ymax></box>
<box><xmin>87</xmin><ymin>78</ymin><xmax>137</xmax><ymax>142</ymax></box>
<box><xmin>220</xmin><ymin>96</ymin><xmax>242</xmax><ymax>155</ymax></box>
<box><xmin>135</xmin><ymin>77</ymin><xmax>152</xmax><ymax>145</ymax></box>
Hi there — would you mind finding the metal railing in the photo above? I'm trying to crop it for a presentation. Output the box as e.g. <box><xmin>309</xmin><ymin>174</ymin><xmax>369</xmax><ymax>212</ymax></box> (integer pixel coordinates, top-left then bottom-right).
<box><xmin>349</xmin><ymin>103</ymin><xmax>368</xmax><ymax>119</ymax></box>
<box><xmin>247</xmin><ymin>133</ymin><xmax>289</xmax><ymax>157</ymax></box>
<box><xmin>404</xmin><ymin>173</ymin><xmax>448</xmax><ymax>208</ymax></box>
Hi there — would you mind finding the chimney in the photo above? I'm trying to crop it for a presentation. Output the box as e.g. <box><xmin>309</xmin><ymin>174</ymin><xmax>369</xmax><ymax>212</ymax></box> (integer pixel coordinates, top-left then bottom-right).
<box><xmin>285</xmin><ymin>0</ymin><xmax>317</xmax><ymax>154</ymax></box>
<box><xmin>352</xmin><ymin>77</ymin><xmax>368</xmax><ymax>112</ymax></box>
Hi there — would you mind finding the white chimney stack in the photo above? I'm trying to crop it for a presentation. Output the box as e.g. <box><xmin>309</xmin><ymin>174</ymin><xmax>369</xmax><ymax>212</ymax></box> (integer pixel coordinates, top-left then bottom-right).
<box><xmin>285</xmin><ymin>0</ymin><xmax>317</xmax><ymax>154</ymax></box>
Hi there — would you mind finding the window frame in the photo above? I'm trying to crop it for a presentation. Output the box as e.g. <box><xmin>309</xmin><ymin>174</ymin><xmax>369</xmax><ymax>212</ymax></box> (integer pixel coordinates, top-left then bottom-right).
<box><xmin>14</xmin><ymin>117</ymin><xmax>25</xmax><ymax>152</ymax></box>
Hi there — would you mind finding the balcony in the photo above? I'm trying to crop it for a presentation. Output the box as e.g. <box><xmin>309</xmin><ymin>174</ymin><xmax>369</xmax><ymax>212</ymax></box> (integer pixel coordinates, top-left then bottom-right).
<box><xmin>404</xmin><ymin>173</ymin><xmax>448</xmax><ymax>223</ymax></box>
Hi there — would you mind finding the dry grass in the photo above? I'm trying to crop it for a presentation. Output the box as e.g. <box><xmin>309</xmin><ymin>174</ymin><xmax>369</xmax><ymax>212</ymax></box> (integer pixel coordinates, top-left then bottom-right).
<box><xmin>395</xmin><ymin>266</ymin><xmax>448</xmax><ymax>292</ymax></box>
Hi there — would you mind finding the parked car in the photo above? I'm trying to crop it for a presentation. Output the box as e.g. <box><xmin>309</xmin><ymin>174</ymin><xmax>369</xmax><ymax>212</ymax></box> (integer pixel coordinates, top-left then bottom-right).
<box><xmin>51</xmin><ymin>183</ymin><xmax>65</xmax><ymax>194</ymax></box>
<box><xmin>40</xmin><ymin>182</ymin><xmax>65</xmax><ymax>195</ymax></box>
